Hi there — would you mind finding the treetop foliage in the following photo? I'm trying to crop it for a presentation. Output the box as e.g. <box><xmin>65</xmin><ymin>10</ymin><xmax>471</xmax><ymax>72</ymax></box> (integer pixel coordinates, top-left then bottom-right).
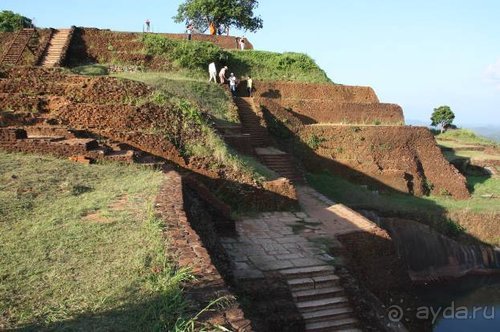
<box><xmin>174</xmin><ymin>0</ymin><xmax>263</xmax><ymax>33</ymax></box>
<box><xmin>431</xmin><ymin>105</ymin><xmax>455</xmax><ymax>131</ymax></box>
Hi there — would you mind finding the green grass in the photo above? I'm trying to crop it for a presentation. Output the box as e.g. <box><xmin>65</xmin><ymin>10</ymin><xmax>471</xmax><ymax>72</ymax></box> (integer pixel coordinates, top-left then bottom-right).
<box><xmin>113</xmin><ymin>72</ymin><xmax>276</xmax><ymax>184</ymax></box>
<box><xmin>70</xmin><ymin>64</ymin><xmax>109</xmax><ymax>76</ymax></box>
<box><xmin>113</xmin><ymin>71</ymin><xmax>239</xmax><ymax>125</ymax></box>
<box><xmin>436</xmin><ymin>129</ymin><xmax>498</xmax><ymax>146</ymax></box>
<box><xmin>307</xmin><ymin>172</ymin><xmax>500</xmax><ymax>216</ymax></box>
<box><xmin>138</xmin><ymin>34</ymin><xmax>331</xmax><ymax>84</ymax></box>
<box><xmin>442</xmin><ymin>149</ymin><xmax>500</xmax><ymax>161</ymax></box>
<box><xmin>0</xmin><ymin>152</ymin><xmax>194</xmax><ymax>330</ymax></box>
<box><xmin>226</xmin><ymin>50</ymin><xmax>331</xmax><ymax>83</ymax></box>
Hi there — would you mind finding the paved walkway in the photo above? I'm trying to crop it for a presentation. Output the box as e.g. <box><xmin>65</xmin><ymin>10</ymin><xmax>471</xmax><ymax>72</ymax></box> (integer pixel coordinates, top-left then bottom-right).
<box><xmin>220</xmin><ymin>185</ymin><xmax>373</xmax><ymax>331</ymax></box>
<box><xmin>296</xmin><ymin>186</ymin><xmax>378</xmax><ymax>236</ymax></box>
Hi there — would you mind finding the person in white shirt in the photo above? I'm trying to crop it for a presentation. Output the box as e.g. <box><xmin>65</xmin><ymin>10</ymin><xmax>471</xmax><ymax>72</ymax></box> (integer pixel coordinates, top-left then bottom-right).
<box><xmin>229</xmin><ymin>73</ymin><xmax>238</xmax><ymax>96</ymax></box>
<box><xmin>219</xmin><ymin>66</ymin><xmax>228</xmax><ymax>84</ymax></box>
<box><xmin>239</xmin><ymin>38</ymin><xmax>246</xmax><ymax>50</ymax></box>
<box><xmin>208</xmin><ymin>62</ymin><xmax>217</xmax><ymax>83</ymax></box>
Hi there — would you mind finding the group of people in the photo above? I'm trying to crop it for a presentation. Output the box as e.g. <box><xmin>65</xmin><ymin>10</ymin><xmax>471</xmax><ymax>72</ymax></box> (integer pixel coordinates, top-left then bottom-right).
<box><xmin>208</xmin><ymin>62</ymin><xmax>253</xmax><ymax>97</ymax></box>
<box><xmin>185</xmin><ymin>21</ymin><xmax>247</xmax><ymax>50</ymax></box>
<box><xmin>208</xmin><ymin>22</ymin><xmax>230</xmax><ymax>36</ymax></box>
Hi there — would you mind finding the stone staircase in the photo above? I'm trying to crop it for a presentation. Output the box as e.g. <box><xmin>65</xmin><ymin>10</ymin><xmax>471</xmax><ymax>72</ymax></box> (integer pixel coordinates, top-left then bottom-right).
<box><xmin>255</xmin><ymin>147</ymin><xmax>303</xmax><ymax>182</ymax></box>
<box><xmin>0</xmin><ymin>29</ymin><xmax>35</xmax><ymax>66</ymax></box>
<box><xmin>282</xmin><ymin>266</ymin><xmax>360</xmax><ymax>331</ymax></box>
<box><xmin>234</xmin><ymin>97</ymin><xmax>272</xmax><ymax>147</ymax></box>
<box><xmin>234</xmin><ymin>97</ymin><xmax>303</xmax><ymax>182</ymax></box>
<box><xmin>39</xmin><ymin>29</ymin><xmax>72</xmax><ymax>67</ymax></box>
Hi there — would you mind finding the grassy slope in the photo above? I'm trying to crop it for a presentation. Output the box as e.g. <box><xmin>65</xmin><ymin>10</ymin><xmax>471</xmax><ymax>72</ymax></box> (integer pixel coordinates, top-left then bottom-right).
<box><xmin>436</xmin><ymin>129</ymin><xmax>500</xmax><ymax>162</ymax></box>
<box><xmin>113</xmin><ymin>71</ymin><xmax>278</xmax><ymax>182</ymax></box>
<box><xmin>226</xmin><ymin>50</ymin><xmax>331</xmax><ymax>83</ymax></box>
<box><xmin>307</xmin><ymin>173</ymin><xmax>500</xmax><ymax>215</ymax></box>
<box><xmin>0</xmin><ymin>152</ymin><xmax>192</xmax><ymax>330</ymax></box>
<box><xmin>308</xmin><ymin>129</ymin><xmax>500</xmax><ymax>244</ymax></box>
<box><xmin>113</xmin><ymin>71</ymin><xmax>239</xmax><ymax>125</ymax></box>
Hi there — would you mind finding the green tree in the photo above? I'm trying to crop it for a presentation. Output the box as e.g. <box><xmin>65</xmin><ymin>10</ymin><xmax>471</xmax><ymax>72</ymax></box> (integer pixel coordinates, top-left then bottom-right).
<box><xmin>431</xmin><ymin>105</ymin><xmax>455</xmax><ymax>132</ymax></box>
<box><xmin>0</xmin><ymin>10</ymin><xmax>32</xmax><ymax>32</ymax></box>
<box><xmin>174</xmin><ymin>0</ymin><xmax>263</xmax><ymax>34</ymax></box>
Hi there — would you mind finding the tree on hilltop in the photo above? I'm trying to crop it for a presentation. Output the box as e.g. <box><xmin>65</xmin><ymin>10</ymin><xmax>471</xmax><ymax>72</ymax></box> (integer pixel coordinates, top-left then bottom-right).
<box><xmin>0</xmin><ymin>10</ymin><xmax>32</xmax><ymax>32</ymax></box>
<box><xmin>174</xmin><ymin>0</ymin><xmax>263</xmax><ymax>34</ymax></box>
<box><xmin>431</xmin><ymin>105</ymin><xmax>455</xmax><ymax>133</ymax></box>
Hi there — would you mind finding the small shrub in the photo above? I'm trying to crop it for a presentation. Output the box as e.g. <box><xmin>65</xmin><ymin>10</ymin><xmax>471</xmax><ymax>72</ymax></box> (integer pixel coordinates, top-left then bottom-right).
<box><xmin>423</xmin><ymin>179</ymin><xmax>434</xmax><ymax>194</ymax></box>
<box><xmin>373</xmin><ymin>119</ymin><xmax>381</xmax><ymax>125</ymax></box>
<box><xmin>439</xmin><ymin>188</ymin><xmax>451</xmax><ymax>196</ymax></box>
<box><xmin>441</xmin><ymin>218</ymin><xmax>466</xmax><ymax>237</ymax></box>
<box><xmin>307</xmin><ymin>134</ymin><xmax>325</xmax><ymax>150</ymax></box>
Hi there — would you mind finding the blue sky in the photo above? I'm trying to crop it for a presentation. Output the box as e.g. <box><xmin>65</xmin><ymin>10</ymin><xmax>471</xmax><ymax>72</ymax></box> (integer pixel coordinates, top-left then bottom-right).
<box><xmin>2</xmin><ymin>0</ymin><xmax>499</xmax><ymax>126</ymax></box>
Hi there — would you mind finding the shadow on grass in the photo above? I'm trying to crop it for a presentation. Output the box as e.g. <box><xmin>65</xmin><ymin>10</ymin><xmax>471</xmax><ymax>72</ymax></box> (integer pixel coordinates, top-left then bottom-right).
<box><xmin>255</xmin><ymin>93</ymin><xmax>497</xmax><ymax>246</ymax></box>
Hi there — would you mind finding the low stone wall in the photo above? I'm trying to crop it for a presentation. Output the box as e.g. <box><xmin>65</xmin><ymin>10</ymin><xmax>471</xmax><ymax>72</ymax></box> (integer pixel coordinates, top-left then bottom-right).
<box><xmin>382</xmin><ymin>218</ymin><xmax>500</xmax><ymax>282</ymax></box>
<box><xmin>245</xmin><ymin>81</ymin><xmax>379</xmax><ymax>103</ymax></box>
<box><xmin>161</xmin><ymin>32</ymin><xmax>253</xmax><ymax>50</ymax></box>
<box><xmin>156</xmin><ymin>169</ymin><xmax>252</xmax><ymax>331</ymax></box>
<box><xmin>258</xmin><ymin>98</ymin><xmax>404</xmax><ymax>125</ymax></box>
<box><xmin>0</xmin><ymin>128</ymin><xmax>103</xmax><ymax>160</ymax></box>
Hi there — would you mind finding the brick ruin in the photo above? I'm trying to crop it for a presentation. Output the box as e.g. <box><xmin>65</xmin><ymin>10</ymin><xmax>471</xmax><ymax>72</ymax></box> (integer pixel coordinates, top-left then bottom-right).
<box><xmin>0</xmin><ymin>27</ymin><xmax>485</xmax><ymax>331</ymax></box>
<box><xmin>248</xmin><ymin>81</ymin><xmax>469</xmax><ymax>199</ymax></box>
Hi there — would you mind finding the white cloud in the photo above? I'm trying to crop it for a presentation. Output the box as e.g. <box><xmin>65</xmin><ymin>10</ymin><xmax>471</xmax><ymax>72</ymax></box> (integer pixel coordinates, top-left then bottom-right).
<box><xmin>485</xmin><ymin>58</ymin><xmax>500</xmax><ymax>90</ymax></box>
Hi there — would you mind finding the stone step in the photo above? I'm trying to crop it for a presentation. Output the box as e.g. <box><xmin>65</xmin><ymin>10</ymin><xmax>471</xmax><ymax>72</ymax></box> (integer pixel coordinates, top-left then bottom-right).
<box><xmin>287</xmin><ymin>274</ymin><xmax>340</xmax><ymax>291</ymax></box>
<box><xmin>27</xmin><ymin>135</ymin><xmax>66</xmax><ymax>142</ymax></box>
<box><xmin>281</xmin><ymin>265</ymin><xmax>335</xmax><ymax>278</ymax></box>
<box><xmin>54</xmin><ymin>138</ymin><xmax>99</xmax><ymax>150</ymax></box>
<box><xmin>297</xmin><ymin>296</ymin><xmax>350</xmax><ymax>312</ymax></box>
<box><xmin>262</xmin><ymin>161</ymin><xmax>294</xmax><ymax>166</ymax></box>
<box><xmin>293</xmin><ymin>286</ymin><xmax>345</xmax><ymax>302</ymax></box>
<box><xmin>305</xmin><ymin>318</ymin><xmax>359</xmax><ymax>332</ymax></box>
<box><xmin>302</xmin><ymin>306</ymin><xmax>353</xmax><ymax>323</ymax></box>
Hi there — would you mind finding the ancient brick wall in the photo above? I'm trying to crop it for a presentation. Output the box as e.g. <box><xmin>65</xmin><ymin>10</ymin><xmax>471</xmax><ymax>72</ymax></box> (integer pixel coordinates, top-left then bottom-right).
<box><xmin>297</xmin><ymin>125</ymin><xmax>469</xmax><ymax>199</ymax></box>
<box><xmin>258</xmin><ymin>98</ymin><xmax>404</xmax><ymax>125</ymax></box>
<box><xmin>156</xmin><ymin>169</ymin><xmax>252</xmax><ymax>331</ymax></box>
<box><xmin>160</xmin><ymin>33</ymin><xmax>253</xmax><ymax>50</ymax></box>
<box><xmin>67</xmin><ymin>28</ymin><xmax>252</xmax><ymax>68</ymax></box>
<box><xmin>247</xmin><ymin>81</ymin><xmax>379</xmax><ymax>103</ymax></box>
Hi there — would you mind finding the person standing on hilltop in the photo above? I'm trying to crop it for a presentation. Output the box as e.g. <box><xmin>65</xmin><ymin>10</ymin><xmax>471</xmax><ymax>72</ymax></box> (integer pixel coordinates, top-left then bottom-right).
<box><xmin>209</xmin><ymin>22</ymin><xmax>216</xmax><ymax>35</ymax></box>
<box><xmin>186</xmin><ymin>21</ymin><xmax>193</xmax><ymax>40</ymax></box>
<box><xmin>208</xmin><ymin>62</ymin><xmax>217</xmax><ymax>83</ymax></box>
<box><xmin>239</xmin><ymin>37</ymin><xmax>246</xmax><ymax>50</ymax></box>
<box><xmin>145</xmin><ymin>19</ymin><xmax>151</xmax><ymax>32</ymax></box>
<box><xmin>219</xmin><ymin>66</ymin><xmax>228</xmax><ymax>84</ymax></box>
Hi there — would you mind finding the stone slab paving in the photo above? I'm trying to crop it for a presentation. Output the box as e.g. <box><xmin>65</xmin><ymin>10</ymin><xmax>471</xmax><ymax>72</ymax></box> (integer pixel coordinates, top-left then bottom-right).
<box><xmin>221</xmin><ymin>212</ymin><xmax>333</xmax><ymax>279</ymax></box>
<box><xmin>220</xmin><ymin>184</ymin><xmax>379</xmax><ymax>330</ymax></box>
<box><xmin>296</xmin><ymin>185</ymin><xmax>379</xmax><ymax>236</ymax></box>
